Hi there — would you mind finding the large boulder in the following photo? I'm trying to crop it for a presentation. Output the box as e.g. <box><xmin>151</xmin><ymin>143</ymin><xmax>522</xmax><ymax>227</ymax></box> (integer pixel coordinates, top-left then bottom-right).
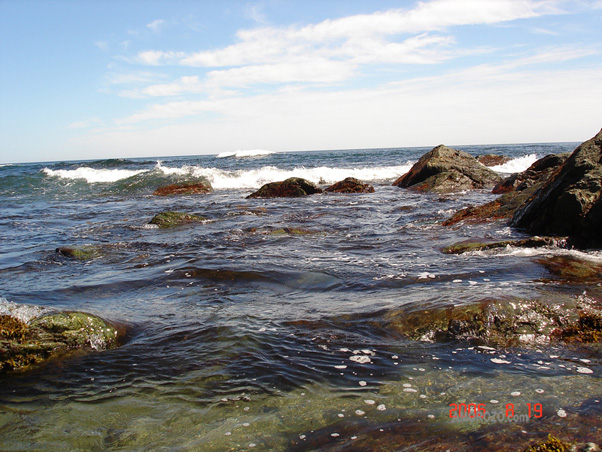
<box><xmin>153</xmin><ymin>181</ymin><xmax>212</xmax><ymax>196</ymax></box>
<box><xmin>393</xmin><ymin>145</ymin><xmax>501</xmax><ymax>192</ymax></box>
<box><xmin>477</xmin><ymin>154</ymin><xmax>511</xmax><ymax>167</ymax></box>
<box><xmin>1</xmin><ymin>301</ymin><xmax>123</xmax><ymax>373</ymax></box>
<box><xmin>443</xmin><ymin>153</ymin><xmax>569</xmax><ymax>226</ymax></box>
<box><xmin>511</xmin><ymin>128</ymin><xmax>602</xmax><ymax>249</ymax></box>
<box><xmin>247</xmin><ymin>177</ymin><xmax>323</xmax><ymax>198</ymax></box>
<box><xmin>325</xmin><ymin>177</ymin><xmax>374</xmax><ymax>193</ymax></box>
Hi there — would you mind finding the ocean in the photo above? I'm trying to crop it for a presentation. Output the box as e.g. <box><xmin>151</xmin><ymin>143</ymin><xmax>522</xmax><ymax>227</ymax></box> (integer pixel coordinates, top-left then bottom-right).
<box><xmin>1</xmin><ymin>143</ymin><xmax>600</xmax><ymax>451</ymax></box>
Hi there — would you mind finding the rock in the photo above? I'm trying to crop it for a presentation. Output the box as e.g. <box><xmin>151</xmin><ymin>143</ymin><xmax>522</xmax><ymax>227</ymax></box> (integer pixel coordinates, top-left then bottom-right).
<box><xmin>392</xmin><ymin>145</ymin><xmax>501</xmax><ymax>192</ymax></box>
<box><xmin>493</xmin><ymin>153</ymin><xmax>569</xmax><ymax>194</ymax></box>
<box><xmin>383</xmin><ymin>294</ymin><xmax>602</xmax><ymax>347</ymax></box>
<box><xmin>512</xmin><ymin>128</ymin><xmax>602</xmax><ymax>249</ymax></box>
<box><xmin>443</xmin><ymin>153</ymin><xmax>570</xmax><ymax>226</ymax></box>
<box><xmin>535</xmin><ymin>255</ymin><xmax>602</xmax><ymax>282</ymax></box>
<box><xmin>441</xmin><ymin>237</ymin><xmax>564</xmax><ymax>255</ymax></box>
<box><xmin>477</xmin><ymin>154</ymin><xmax>511</xmax><ymax>167</ymax></box>
<box><xmin>1</xmin><ymin>305</ymin><xmax>122</xmax><ymax>374</ymax></box>
<box><xmin>56</xmin><ymin>245</ymin><xmax>102</xmax><ymax>260</ymax></box>
<box><xmin>148</xmin><ymin>211</ymin><xmax>207</xmax><ymax>228</ymax></box>
<box><xmin>246</xmin><ymin>177</ymin><xmax>323</xmax><ymax>198</ymax></box>
<box><xmin>153</xmin><ymin>181</ymin><xmax>212</xmax><ymax>196</ymax></box>
<box><xmin>325</xmin><ymin>177</ymin><xmax>374</xmax><ymax>193</ymax></box>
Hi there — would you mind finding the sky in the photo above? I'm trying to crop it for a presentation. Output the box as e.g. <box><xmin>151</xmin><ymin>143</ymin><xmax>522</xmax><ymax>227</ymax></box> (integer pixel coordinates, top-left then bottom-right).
<box><xmin>0</xmin><ymin>0</ymin><xmax>601</xmax><ymax>163</ymax></box>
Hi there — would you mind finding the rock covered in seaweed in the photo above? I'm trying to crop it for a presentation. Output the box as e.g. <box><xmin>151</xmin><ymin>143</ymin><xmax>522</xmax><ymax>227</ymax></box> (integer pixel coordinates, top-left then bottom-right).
<box><xmin>246</xmin><ymin>177</ymin><xmax>323</xmax><ymax>198</ymax></box>
<box><xmin>153</xmin><ymin>181</ymin><xmax>213</xmax><ymax>196</ymax></box>
<box><xmin>393</xmin><ymin>145</ymin><xmax>501</xmax><ymax>192</ymax></box>
<box><xmin>441</xmin><ymin>237</ymin><xmax>565</xmax><ymax>255</ymax></box>
<box><xmin>512</xmin><ymin>128</ymin><xmax>602</xmax><ymax>249</ymax></box>
<box><xmin>477</xmin><ymin>154</ymin><xmax>511</xmax><ymax>167</ymax></box>
<box><xmin>0</xmin><ymin>300</ymin><xmax>123</xmax><ymax>374</ymax></box>
<box><xmin>325</xmin><ymin>177</ymin><xmax>374</xmax><ymax>193</ymax></box>
<box><xmin>149</xmin><ymin>211</ymin><xmax>207</xmax><ymax>228</ymax></box>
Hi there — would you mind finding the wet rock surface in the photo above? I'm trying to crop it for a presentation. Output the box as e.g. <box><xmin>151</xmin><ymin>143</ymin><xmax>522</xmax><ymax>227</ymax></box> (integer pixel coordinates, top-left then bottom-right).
<box><xmin>393</xmin><ymin>145</ymin><xmax>501</xmax><ymax>192</ymax></box>
<box><xmin>441</xmin><ymin>237</ymin><xmax>565</xmax><ymax>255</ymax></box>
<box><xmin>477</xmin><ymin>154</ymin><xmax>511</xmax><ymax>167</ymax></box>
<box><xmin>444</xmin><ymin>153</ymin><xmax>569</xmax><ymax>226</ymax></box>
<box><xmin>0</xmin><ymin>304</ymin><xmax>122</xmax><ymax>374</ymax></box>
<box><xmin>512</xmin><ymin>128</ymin><xmax>602</xmax><ymax>249</ymax></box>
<box><xmin>325</xmin><ymin>177</ymin><xmax>375</xmax><ymax>193</ymax></box>
<box><xmin>247</xmin><ymin>177</ymin><xmax>323</xmax><ymax>198</ymax></box>
<box><xmin>148</xmin><ymin>211</ymin><xmax>207</xmax><ymax>228</ymax></box>
<box><xmin>153</xmin><ymin>181</ymin><xmax>213</xmax><ymax>196</ymax></box>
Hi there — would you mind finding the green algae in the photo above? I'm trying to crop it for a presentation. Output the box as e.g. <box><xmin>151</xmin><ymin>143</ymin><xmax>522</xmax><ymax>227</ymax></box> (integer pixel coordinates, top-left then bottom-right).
<box><xmin>149</xmin><ymin>211</ymin><xmax>207</xmax><ymax>229</ymax></box>
<box><xmin>56</xmin><ymin>245</ymin><xmax>102</xmax><ymax>260</ymax></box>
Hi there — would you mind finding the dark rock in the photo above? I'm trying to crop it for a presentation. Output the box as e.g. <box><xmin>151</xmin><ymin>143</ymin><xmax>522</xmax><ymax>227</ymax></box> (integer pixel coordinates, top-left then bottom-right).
<box><xmin>325</xmin><ymin>177</ymin><xmax>374</xmax><ymax>193</ymax></box>
<box><xmin>535</xmin><ymin>255</ymin><xmax>602</xmax><ymax>283</ymax></box>
<box><xmin>247</xmin><ymin>177</ymin><xmax>323</xmax><ymax>198</ymax></box>
<box><xmin>512</xmin><ymin>128</ymin><xmax>602</xmax><ymax>249</ymax></box>
<box><xmin>153</xmin><ymin>181</ymin><xmax>212</xmax><ymax>196</ymax></box>
<box><xmin>393</xmin><ymin>145</ymin><xmax>501</xmax><ymax>192</ymax></box>
<box><xmin>1</xmin><ymin>305</ymin><xmax>123</xmax><ymax>374</ymax></box>
<box><xmin>148</xmin><ymin>211</ymin><xmax>207</xmax><ymax>228</ymax></box>
<box><xmin>477</xmin><ymin>154</ymin><xmax>511</xmax><ymax>167</ymax></box>
<box><xmin>441</xmin><ymin>237</ymin><xmax>565</xmax><ymax>255</ymax></box>
<box><xmin>443</xmin><ymin>153</ymin><xmax>570</xmax><ymax>226</ymax></box>
<box><xmin>493</xmin><ymin>153</ymin><xmax>569</xmax><ymax>194</ymax></box>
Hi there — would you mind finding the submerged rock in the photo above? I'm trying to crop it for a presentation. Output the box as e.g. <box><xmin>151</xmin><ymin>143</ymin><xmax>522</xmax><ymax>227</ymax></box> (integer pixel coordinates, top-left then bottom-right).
<box><xmin>325</xmin><ymin>177</ymin><xmax>375</xmax><ymax>193</ymax></box>
<box><xmin>535</xmin><ymin>255</ymin><xmax>602</xmax><ymax>282</ymax></box>
<box><xmin>148</xmin><ymin>211</ymin><xmax>207</xmax><ymax>228</ymax></box>
<box><xmin>0</xmin><ymin>303</ymin><xmax>122</xmax><ymax>374</ymax></box>
<box><xmin>56</xmin><ymin>245</ymin><xmax>103</xmax><ymax>260</ymax></box>
<box><xmin>442</xmin><ymin>237</ymin><xmax>564</xmax><ymax>255</ymax></box>
<box><xmin>512</xmin><ymin>128</ymin><xmax>602</xmax><ymax>249</ymax></box>
<box><xmin>443</xmin><ymin>153</ymin><xmax>569</xmax><ymax>226</ymax></box>
<box><xmin>247</xmin><ymin>177</ymin><xmax>323</xmax><ymax>198</ymax></box>
<box><xmin>393</xmin><ymin>145</ymin><xmax>501</xmax><ymax>192</ymax></box>
<box><xmin>153</xmin><ymin>181</ymin><xmax>213</xmax><ymax>196</ymax></box>
<box><xmin>382</xmin><ymin>293</ymin><xmax>602</xmax><ymax>347</ymax></box>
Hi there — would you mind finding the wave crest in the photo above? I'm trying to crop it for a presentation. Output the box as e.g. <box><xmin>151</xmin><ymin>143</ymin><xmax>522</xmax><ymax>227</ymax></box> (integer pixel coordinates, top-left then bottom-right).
<box><xmin>216</xmin><ymin>149</ymin><xmax>275</xmax><ymax>159</ymax></box>
<box><xmin>490</xmin><ymin>154</ymin><xmax>539</xmax><ymax>174</ymax></box>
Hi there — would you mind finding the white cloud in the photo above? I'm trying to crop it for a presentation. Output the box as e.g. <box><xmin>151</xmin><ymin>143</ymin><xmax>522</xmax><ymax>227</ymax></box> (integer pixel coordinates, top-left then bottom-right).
<box><xmin>147</xmin><ymin>19</ymin><xmax>165</xmax><ymax>32</ymax></box>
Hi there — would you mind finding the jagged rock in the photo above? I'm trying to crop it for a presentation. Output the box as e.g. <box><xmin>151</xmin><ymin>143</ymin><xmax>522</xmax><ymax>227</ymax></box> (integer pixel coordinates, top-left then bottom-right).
<box><xmin>153</xmin><ymin>181</ymin><xmax>212</xmax><ymax>196</ymax></box>
<box><xmin>393</xmin><ymin>145</ymin><xmax>501</xmax><ymax>192</ymax></box>
<box><xmin>0</xmin><ymin>303</ymin><xmax>123</xmax><ymax>374</ymax></box>
<box><xmin>247</xmin><ymin>177</ymin><xmax>323</xmax><ymax>198</ymax></box>
<box><xmin>325</xmin><ymin>177</ymin><xmax>374</xmax><ymax>193</ymax></box>
<box><xmin>477</xmin><ymin>154</ymin><xmax>511</xmax><ymax>167</ymax></box>
<box><xmin>148</xmin><ymin>211</ymin><xmax>207</xmax><ymax>228</ymax></box>
<box><xmin>443</xmin><ymin>153</ymin><xmax>569</xmax><ymax>226</ymax></box>
<box><xmin>512</xmin><ymin>128</ymin><xmax>602</xmax><ymax>249</ymax></box>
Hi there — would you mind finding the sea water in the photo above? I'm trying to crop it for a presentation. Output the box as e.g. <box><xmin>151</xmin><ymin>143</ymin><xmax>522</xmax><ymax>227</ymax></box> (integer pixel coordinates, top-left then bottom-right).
<box><xmin>1</xmin><ymin>143</ymin><xmax>600</xmax><ymax>451</ymax></box>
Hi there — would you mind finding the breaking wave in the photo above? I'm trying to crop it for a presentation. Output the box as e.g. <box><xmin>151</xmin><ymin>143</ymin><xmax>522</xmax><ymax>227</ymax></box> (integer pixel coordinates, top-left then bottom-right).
<box><xmin>42</xmin><ymin>167</ymin><xmax>147</xmax><ymax>183</ymax></box>
<box><xmin>216</xmin><ymin>149</ymin><xmax>275</xmax><ymax>159</ymax></box>
<box><xmin>490</xmin><ymin>154</ymin><xmax>539</xmax><ymax>174</ymax></box>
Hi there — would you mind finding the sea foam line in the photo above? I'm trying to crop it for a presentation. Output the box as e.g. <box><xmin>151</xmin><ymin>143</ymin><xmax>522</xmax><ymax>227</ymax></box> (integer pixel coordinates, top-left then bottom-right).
<box><xmin>216</xmin><ymin>149</ymin><xmax>274</xmax><ymax>159</ymax></box>
<box><xmin>42</xmin><ymin>167</ymin><xmax>146</xmax><ymax>183</ymax></box>
<box><xmin>156</xmin><ymin>162</ymin><xmax>413</xmax><ymax>190</ymax></box>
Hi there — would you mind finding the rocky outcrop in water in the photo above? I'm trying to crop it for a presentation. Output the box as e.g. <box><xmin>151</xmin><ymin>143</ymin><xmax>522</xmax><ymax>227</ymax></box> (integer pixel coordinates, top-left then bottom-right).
<box><xmin>477</xmin><ymin>154</ymin><xmax>511</xmax><ymax>167</ymax></box>
<box><xmin>325</xmin><ymin>177</ymin><xmax>374</xmax><ymax>193</ymax></box>
<box><xmin>247</xmin><ymin>177</ymin><xmax>323</xmax><ymax>198</ymax></box>
<box><xmin>1</xmin><ymin>302</ymin><xmax>122</xmax><ymax>373</ymax></box>
<box><xmin>443</xmin><ymin>153</ymin><xmax>570</xmax><ymax>226</ymax></box>
<box><xmin>149</xmin><ymin>211</ymin><xmax>207</xmax><ymax>228</ymax></box>
<box><xmin>512</xmin><ymin>128</ymin><xmax>602</xmax><ymax>249</ymax></box>
<box><xmin>383</xmin><ymin>293</ymin><xmax>602</xmax><ymax>348</ymax></box>
<box><xmin>153</xmin><ymin>181</ymin><xmax>213</xmax><ymax>196</ymax></box>
<box><xmin>393</xmin><ymin>145</ymin><xmax>501</xmax><ymax>192</ymax></box>
<box><xmin>441</xmin><ymin>237</ymin><xmax>564</xmax><ymax>255</ymax></box>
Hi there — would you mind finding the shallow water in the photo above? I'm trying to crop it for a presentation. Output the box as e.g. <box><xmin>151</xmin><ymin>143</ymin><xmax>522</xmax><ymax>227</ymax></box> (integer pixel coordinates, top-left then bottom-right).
<box><xmin>1</xmin><ymin>144</ymin><xmax>601</xmax><ymax>451</ymax></box>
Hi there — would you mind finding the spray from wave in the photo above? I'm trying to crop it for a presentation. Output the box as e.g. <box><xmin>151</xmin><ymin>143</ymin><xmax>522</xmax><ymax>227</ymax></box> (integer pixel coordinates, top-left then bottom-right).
<box><xmin>490</xmin><ymin>154</ymin><xmax>539</xmax><ymax>174</ymax></box>
<box><xmin>42</xmin><ymin>167</ymin><xmax>146</xmax><ymax>183</ymax></box>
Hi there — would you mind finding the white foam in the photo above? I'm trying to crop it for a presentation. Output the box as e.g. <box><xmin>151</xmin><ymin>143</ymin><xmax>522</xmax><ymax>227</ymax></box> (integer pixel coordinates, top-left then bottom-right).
<box><xmin>490</xmin><ymin>154</ymin><xmax>539</xmax><ymax>174</ymax></box>
<box><xmin>42</xmin><ymin>167</ymin><xmax>146</xmax><ymax>183</ymax></box>
<box><xmin>0</xmin><ymin>297</ymin><xmax>46</xmax><ymax>323</ymax></box>
<box><xmin>216</xmin><ymin>149</ymin><xmax>274</xmax><ymax>159</ymax></box>
<box><xmin>156</xmin><ymin>162</ymin><xmax>412</xmax><ymax>190</ymax></box>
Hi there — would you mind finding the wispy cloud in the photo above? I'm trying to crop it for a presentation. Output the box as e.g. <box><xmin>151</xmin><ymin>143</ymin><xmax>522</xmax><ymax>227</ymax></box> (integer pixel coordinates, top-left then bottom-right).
<box><xmin>147</xmin><ymin>19</ymin><xmax>165</xmax><ymax>33</ymax></box>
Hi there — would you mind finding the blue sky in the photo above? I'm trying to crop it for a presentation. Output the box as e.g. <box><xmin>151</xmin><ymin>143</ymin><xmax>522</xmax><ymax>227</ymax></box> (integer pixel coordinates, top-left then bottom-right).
<box><xmin>1</xmin><ymin>0</ymin><xmax>601</xmax><ymax>163</ymax></box>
